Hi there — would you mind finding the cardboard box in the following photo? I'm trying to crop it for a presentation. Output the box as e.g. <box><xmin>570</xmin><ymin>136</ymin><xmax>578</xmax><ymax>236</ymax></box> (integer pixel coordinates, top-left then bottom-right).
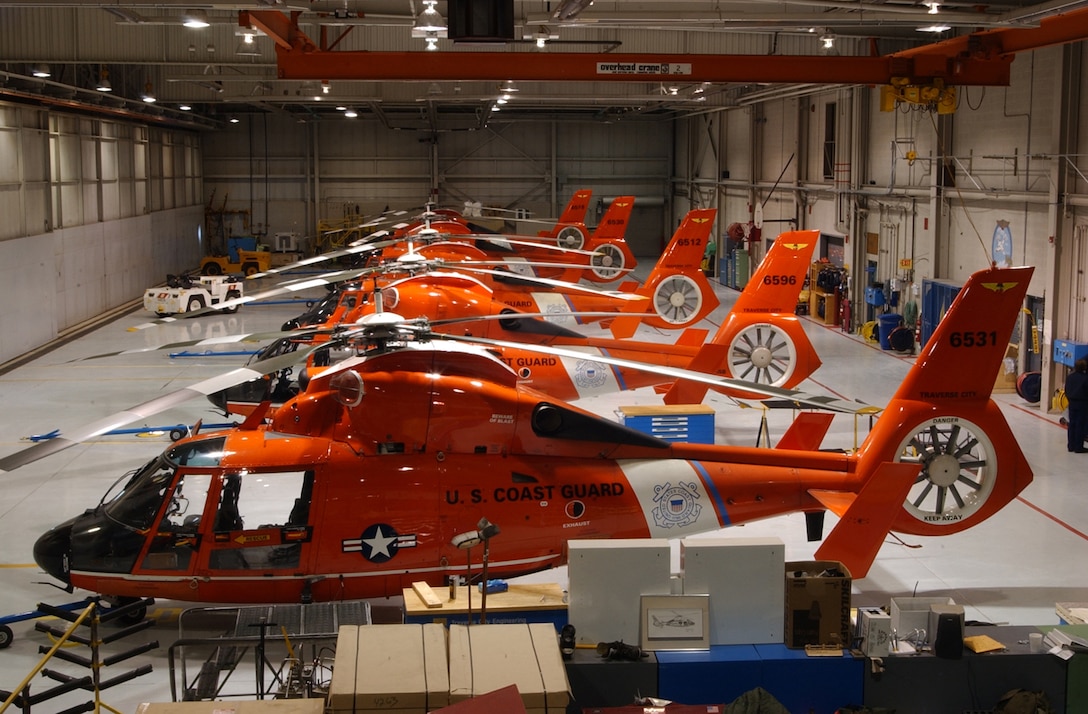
<box><xmin>784</xmin><ymin>560</ymin><xmax>851</xmax><ymax>648</ymax></box>
<box><xmin>448</xmin><ymin>623</ymin><xmax>570</xmax><ymax>714</ymax></box>
<box><xmin>328</xmin><ymin>624</ymin><xmax>359</xmax><ymax>713</ymax></box>
<box><xmin>856</xmin><ymin>607</ymin><xmax>892</xmax><ymax>657</ymax></box>
<box><xmin>568</xmin><ymin>539</ymin><xmax>671</xmax><ymax>646</ymax></box>
<box><xmin>137</xmin><ymin>702</ymin><xmax>325</xmax><ymax>713</ymax></box>
<box><xmin>681</xmin><ymin>537</ymin><xmax>784</xmax><ymax>645</ymax></box>
<box><xmin>889</xmin><ymin>596</ymin><xmax>955</xmax><ymax>642</ymax></box>
<box><xmin>328</xmin><ymin>623</ymin><xmax>449</xmax><ymax>714</ymax></box>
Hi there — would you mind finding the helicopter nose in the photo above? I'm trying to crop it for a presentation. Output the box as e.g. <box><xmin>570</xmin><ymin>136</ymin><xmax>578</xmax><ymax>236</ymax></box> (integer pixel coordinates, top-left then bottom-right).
<box><xmin>33</xmin><ymin>521</ymin><xmax>73</xmax><ymax>586</ymax></box>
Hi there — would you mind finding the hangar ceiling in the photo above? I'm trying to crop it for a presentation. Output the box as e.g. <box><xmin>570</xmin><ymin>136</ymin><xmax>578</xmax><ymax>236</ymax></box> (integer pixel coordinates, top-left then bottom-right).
<box><xmin>0</xmin><ymin>0</ymin><xmax>1086</xmax><ymax>131</ymax></box>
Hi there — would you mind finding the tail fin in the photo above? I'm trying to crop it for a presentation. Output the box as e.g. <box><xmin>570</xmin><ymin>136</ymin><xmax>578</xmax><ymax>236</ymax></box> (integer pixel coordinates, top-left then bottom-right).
<box><xmin>581</xmin><ymin>196</ymin><xmax>637</xmax><ymax>283</ymax></box>
<box><xmin>539</xmin><ymin>189</ymin><xmax>593</xmax><ymax>240</ymax></box>
<box><xmin>661</xmin><ymin>231</ymin><xmax>820</xmax><ymax>404</ymax></box>
<box><xmin>610</xmin><ymin>208</ymin><xmax>718</xmax><ymax>339</ymax></box>
<box><xmin>814</xmin><ymin>265</ymin><xmax>1035</xmax><ymax>577</ymax></box>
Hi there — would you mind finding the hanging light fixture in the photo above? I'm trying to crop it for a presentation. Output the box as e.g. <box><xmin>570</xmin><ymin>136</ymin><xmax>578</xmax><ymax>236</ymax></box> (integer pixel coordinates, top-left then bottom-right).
<box><xmin>924</xmin><ymin>2</ymin><xmax>941</xmax><ymax>14</ymax></box>
<box><xmin>96</xmin><ymin>68</ymin><xmax>112</xmax><ymax>92</ymax></box>
<box><xmin>819</xmin><ymin>30</ymin><xmax>836</xmax><ymax>50</ymax></box>
<box><xmin>425</xmin><ymin>31</ymin><xmax>439</xmax><ymax>51</ymax></box>
<box><xmin>181</xmin><ymin>9</ymin><xmax>210</xmax><ymax>28</ymax></box>
<box><xmin>31</xmin><ymin>63</ymin><xmax>51</xmax><ymax>78</ymax></box>
<box><xmin>344</xmin><ymin>108</ymin><xmax>358</xmax><ymax>118</ymax></box>
<box><xmin>414</xmin><ymin>0</ymin><xmax>446</xmax><ymax>32</ymax></box>
<box><xmin>235</xmin><ymin>30</ymin><xmax>260</xmax><ymax>56</ymax></box>
<box><xmin>141</xmin><ymin>82</ymin><xmax>156</xmax><ymax>103</ymax></box>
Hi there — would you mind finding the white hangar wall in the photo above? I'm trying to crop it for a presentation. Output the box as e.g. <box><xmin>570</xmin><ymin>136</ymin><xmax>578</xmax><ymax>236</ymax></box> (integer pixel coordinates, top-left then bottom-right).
<box><xmin>0</xmin><ymin>102</ymin><xmax>203</xmax><ymax>366</ymax></box>
<box><xmin>671</xmin><ymin>44</ymin><xmax>1088</xmax><ymax>408</ymax></box>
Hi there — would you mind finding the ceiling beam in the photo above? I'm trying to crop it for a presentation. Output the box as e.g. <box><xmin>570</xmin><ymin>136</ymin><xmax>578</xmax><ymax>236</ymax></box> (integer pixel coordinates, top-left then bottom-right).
<box><xmin>270</xmin><ymin>47</ymin><xmax>1012</xmax><ymax>86</ymax></box>
<box><xmin>892</xmin><ymin>3</ymin><xmax>1088</xmax><ymax>59</ymax></box>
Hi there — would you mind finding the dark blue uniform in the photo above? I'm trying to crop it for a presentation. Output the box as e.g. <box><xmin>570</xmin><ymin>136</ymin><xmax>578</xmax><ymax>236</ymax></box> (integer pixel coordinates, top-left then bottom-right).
<box><xmin>1066</xmin><ymin>366</ymin><xmax>1088</xmax><ymax>453</ymax></box>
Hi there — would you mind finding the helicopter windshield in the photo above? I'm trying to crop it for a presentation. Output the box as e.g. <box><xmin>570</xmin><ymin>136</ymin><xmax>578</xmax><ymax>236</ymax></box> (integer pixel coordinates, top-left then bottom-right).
<box><xmin>103</xmin><ymin>437</ymin><xmax>227</xmax><ymax>530</ymax></box>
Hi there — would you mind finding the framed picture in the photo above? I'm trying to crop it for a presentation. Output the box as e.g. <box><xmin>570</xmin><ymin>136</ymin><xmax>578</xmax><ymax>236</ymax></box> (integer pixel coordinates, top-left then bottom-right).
<box><xmin>639</xmin><ymin>594</ymin><xmax>710</xmax><ymax>651</ymax></box>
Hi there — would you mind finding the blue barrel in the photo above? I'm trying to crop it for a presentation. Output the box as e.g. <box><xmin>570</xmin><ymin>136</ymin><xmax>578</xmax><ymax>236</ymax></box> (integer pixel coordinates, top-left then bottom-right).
<box><xmin>878</xmin><ymin>313</ymin><xmax>903</xmax><ymax>350</ymax></box>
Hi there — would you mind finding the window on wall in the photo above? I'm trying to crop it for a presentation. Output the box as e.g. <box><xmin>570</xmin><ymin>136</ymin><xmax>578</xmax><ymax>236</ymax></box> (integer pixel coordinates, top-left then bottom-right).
<box><xmin>823</xmin><ymin>103</ymin><xmax>836</xmax><ymax>180</ymax></box>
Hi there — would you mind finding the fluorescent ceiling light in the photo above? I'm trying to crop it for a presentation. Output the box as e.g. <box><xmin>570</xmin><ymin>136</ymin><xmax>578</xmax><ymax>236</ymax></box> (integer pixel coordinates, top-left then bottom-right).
<box><xmin>182</xmin><ymin>9</ymin><xmax>210</xmax><ymax>28</ymax></box>
<box><xmin>917</xmin><ymin>24</ymin><xmax>951</xmax><ymax>32</ymax></box>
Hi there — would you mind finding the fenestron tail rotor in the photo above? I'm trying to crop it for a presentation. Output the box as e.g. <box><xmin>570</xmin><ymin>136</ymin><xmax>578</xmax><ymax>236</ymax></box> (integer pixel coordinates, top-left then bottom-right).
<box><xmin>652</xmin><ymin>275</ymin><xmax>703</xmax><ymax>325</ymax></box>
<box><xmin>727</xmin><ymin>323</ymin><xmax>798</xmax><ymax>387</ymax></box>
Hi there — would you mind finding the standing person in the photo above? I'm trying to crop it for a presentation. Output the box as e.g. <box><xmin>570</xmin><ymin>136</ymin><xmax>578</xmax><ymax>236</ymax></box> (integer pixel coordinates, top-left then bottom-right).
<box><xmin>1066</xmin><ymin>358</ymin><xmax>1088</xmax><ymax>453</ymax></box>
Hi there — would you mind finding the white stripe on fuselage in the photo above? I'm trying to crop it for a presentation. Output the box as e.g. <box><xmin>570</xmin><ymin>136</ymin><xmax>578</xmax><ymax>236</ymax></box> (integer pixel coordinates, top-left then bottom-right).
<box><xmin>528</xmin><ymin>291</ymin><xmax>578</xmax><ymax>327</ymax></box>
<box><xmin>501</xmin><ymin>256</ymin><xmax>535</xmax><ymax>277</ymax></box>
<box><xmin>618</xmin><ymin>459</ymin><xmax>721</xmax><ymax>537</ymax></box>
<box><xmin>550</xmin><ymin>346</ymin><xmax>622</xmax><ymax>399</ymax></box>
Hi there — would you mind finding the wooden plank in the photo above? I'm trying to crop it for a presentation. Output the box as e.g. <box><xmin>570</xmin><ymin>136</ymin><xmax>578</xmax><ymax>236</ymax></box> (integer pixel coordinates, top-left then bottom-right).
<box><xmin>412</xmin><ymin>580</ymin><xmax>444</xmax><ymax>609</ymax></box>
<box><xmin>403</xmin><ymin>583</ymin><xmax>567</xmax><ymax>616</ymax></box>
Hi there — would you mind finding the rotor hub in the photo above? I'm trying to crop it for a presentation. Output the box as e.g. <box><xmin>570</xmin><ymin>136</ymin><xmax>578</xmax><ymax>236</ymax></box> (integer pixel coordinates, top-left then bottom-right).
<box><xmin>926</xmin><ymin>453</ymin><xmax>962</xmax><ymax>488</ymax></box>
<box><xmin>749</xmin><ymin>345</ymin><xmax>774</xmax><ymax>369</ymax></box>
<box><xmin>668</xmin><ymin>291</ymin><xmax>686</xmax><ymax>308</ymax></box>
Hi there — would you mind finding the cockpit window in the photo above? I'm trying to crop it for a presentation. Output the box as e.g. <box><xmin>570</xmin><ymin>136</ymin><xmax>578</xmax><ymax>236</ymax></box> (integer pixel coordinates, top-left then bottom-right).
<box><xmin>103</xmin><ymin>456</ymin><xmax>175</xmax><ymax>530</ymax></box>
<box><xmin>102</xmin><ymin>437</ymin><xmax>227</xmax><ymax>530</ymax></box>
<box><xmin>167</xmin><ymin>436</ymin><xmax>228</xmax><ymax>468</ymax></box>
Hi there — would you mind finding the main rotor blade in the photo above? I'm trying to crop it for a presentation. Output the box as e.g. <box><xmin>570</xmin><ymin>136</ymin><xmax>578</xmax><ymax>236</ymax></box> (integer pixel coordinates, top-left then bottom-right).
<box><xmin>433</xmin><ymin>333</ymin><xmax>880</xmax><ymax>415</ymax></box>
<box><xmin>425</xmin><ymin>311</ymin><xmax>656</xmax><ymax>328</ymax></box>
<box><xmin>249</xmin><ymin>236</ymin><xmax>404</xmax><ymax>278</ymax></box>
<box><xmin>0</xmin><ymin>344</ymin><xmax>326</xmax><ymax>474</ymax></box>
<box><xmin>71</xmin><ymin>328</ymin><xmax>326</xmax><ymax>361</ymax></box>
<box><xmin>452</xmin><ymin>267</ymin><xmax>644</xmax><ymax>300</ymax></box>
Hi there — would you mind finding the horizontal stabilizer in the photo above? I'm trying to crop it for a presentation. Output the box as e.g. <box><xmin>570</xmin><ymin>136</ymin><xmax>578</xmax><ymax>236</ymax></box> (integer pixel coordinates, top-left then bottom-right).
<box><xmin>813</xmin><ymin>461</ymin><xmax>921</xmax><ymax>578</ymax></box>
<box><xmin>776</xmin><ymin>412</ymin><xmax>835</xmax><ymax>451</ymax></box>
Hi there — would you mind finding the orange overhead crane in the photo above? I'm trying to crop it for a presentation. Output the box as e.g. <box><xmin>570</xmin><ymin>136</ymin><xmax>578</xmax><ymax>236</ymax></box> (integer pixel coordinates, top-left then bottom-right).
<box><xmin>242</xmin><ymin>7</ymin><xmax>1088</xmax><ymax>88</ymax></box>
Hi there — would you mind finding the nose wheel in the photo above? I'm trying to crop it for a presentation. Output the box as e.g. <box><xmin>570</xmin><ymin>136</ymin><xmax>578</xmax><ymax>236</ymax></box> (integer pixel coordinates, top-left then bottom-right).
<box><xmin>653</xmin><ymin>275</ymin><xmax>703</xmax><ymax>326</ymax></box>
<box><xmin>895</xmin><ymin>417</ymin><xmax>997</xmax><ymax>525</ymax></box>
<box><xmin>726</xmin><ymin>323</ymin><xmax>797</xmax><ymax>386</ymax></box>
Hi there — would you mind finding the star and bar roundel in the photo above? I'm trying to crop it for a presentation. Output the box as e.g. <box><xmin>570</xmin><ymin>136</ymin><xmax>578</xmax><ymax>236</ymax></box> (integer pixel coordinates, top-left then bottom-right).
<box><xmin>342</xmin><ymin>523</ymin><xmax>418</xmax><ymax>563</ymax></box>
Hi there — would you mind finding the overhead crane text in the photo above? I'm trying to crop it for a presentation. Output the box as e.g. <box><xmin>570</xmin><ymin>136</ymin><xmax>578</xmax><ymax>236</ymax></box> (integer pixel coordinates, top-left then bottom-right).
<box><xmin>597</xmin><ymin>62</ymin><xmax>692</xmax><ymax>76</ymax></box>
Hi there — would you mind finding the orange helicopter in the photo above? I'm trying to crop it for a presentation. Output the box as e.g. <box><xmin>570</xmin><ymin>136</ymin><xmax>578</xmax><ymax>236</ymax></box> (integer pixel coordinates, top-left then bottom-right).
<box><xmin>125</xmin><ymin>213</ymin><xmax>816</xmax><ymax>415</ymax></box>
<box><xmin>132</xmin><ymin>205</ymin><xmax>711</xmax><ymax>344</ymax></box>
<box><xmin>389</xmin><ymin>194</ymin><xmax>637</xmax><ymax>284</ymax></box>
<box><xmin>273</xmin><ymin>189</ymin><xmax>631</xmax><ymax>285</ymax></box>
<box><xmin>10</xmin><ymin>264</ymin><xmax>1033</xmax><ymax>606</ymax></box>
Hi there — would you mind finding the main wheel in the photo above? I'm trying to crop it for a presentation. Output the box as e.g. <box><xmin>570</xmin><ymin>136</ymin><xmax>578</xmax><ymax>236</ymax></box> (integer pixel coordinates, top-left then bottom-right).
<box><xmin>186</xmin><ymin>296</ymin><xmax>206</xmax><ymax>313</ymax></box>
<box><xmin>242</xmin><ymin>262</ymin><xmax>259</xmax><ymax>276</ymax></box>
<box><xmin>0</xmin><ymin>624</ymin><xmax>12</xmax><ymax>649</ymax></box>
<box><xmin>202</xmin><ymin>262</ymin><xmax>222</xmax><ymax>276</ymax></box>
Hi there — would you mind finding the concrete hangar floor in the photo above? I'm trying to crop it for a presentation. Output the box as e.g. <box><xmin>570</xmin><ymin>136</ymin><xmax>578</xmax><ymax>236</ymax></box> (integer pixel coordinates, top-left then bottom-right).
<box><xmin>0</xmin><ymin>264</ymin><xmax>1084</xmax><ymax>710</ymax></box>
